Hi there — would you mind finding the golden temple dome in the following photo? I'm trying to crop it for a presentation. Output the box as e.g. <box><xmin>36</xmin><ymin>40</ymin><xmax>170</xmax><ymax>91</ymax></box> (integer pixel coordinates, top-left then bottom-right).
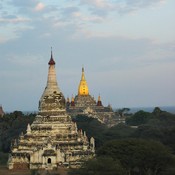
<box><xmin>78</xmin><ymin>67</ymin><xmax>89</xmax><ymax>96</ymax></box>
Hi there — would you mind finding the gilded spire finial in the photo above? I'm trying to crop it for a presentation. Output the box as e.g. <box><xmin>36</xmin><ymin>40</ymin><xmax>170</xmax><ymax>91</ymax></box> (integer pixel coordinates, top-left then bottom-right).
<box><xmin>81</xmin><ymin>66</ymin><xmax>85</xmax><ymax>81</ymax></box>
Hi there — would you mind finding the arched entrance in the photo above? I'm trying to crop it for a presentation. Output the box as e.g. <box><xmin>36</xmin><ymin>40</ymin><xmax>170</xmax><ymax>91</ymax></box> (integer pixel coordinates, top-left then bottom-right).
<box><xmin>48</xmin><ymin>158</ymin><xmax>51</xmax><ymax>164</ymax></box>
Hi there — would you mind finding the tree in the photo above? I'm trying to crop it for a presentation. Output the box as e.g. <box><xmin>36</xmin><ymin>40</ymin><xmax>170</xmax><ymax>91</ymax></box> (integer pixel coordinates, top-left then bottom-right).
<box><xmin>69</xmin><ymin>157</ymin><xmax>126</xmax><ymax>175</ymax></box>
<box><xmin>117</xmin><ymin>108</ymin><xmax>130</xmax><ymax>117</ymax></box>
<box><xmin>132</xmin><ymin>124</ymin><xmax>164</xmax><ymax>140</ymax></box>
<box><xmin>103</xmin><ymin>123</ymin><xmax>136</xmax><ymax>141</ymax></box>
<box><xmin>97</xmin><ymin>139</ymin><xmax>173</xmax><ymax>175</ymax></box>
<box><xmin>73</xmin><ymin>115</ymin><xmax>107</xmax><ymax>148</ymax></box>
<box><xmin>0</xmin><ymin>112</ymin><xmax>35</xmax><ymax>152</ymax></box>
<box><xmin>126</xmin><ymin>110</ymin><xmax>153</xmax><ymax>126</ymax></box>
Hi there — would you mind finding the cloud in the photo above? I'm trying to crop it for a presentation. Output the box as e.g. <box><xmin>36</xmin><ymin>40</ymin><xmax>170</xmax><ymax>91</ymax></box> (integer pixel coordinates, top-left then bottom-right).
<box><xmin>72</xmin><ymin>12</ymin><xmax>104</xmax><ymax>23</ymax></box>
<box><xmin>7</xmin><ymin>0</ymin><xmax>55</xmax><ymax>17</ymax></box>
<box><xmin>124</xmin><ymin>0</ymin><xmax>166</xmax><ymax>7</ymax></box>
<box><xmin>61</xmin><ymin>6</ymin><xmax>80</xmax><ymax>17</ymax></box>
<box><xmin>9</xmin><ymin>0</ymin><xmax>39</xmax><ymax>8</ymax></box>
<box><xmin>117</xmin><ymin>0</ymin><xmax>166</xmax><ymax>13</ymax></box>
<box><xmin>0</xmin><ymin>0</ymin><xmax>173</xmax><ymax>63</ymax></box>
<box><xmin>60</xmin><ymin>6</ymin><xmax>104</xmax><ymax>25</ymax></box>
<box><xmin>0</xmin><ymin>16</ymin><xmax>31</xmax><ymax>24</ymax></box>
<box><xmin>79</xmin><ymin>0</ymin><xmax>167</xmax><ymax>16</ymax></box>
<box><xmin>0</xmin><ymin>36</ymin><xmax>8</xmax><ymax>43</ymax></box>
<box><xmin>0</xmin><ymin>0</ymin><xmax>168</xmax><ymax>40</ymax></box>
<box><xmin>7</xmin><ymin>53</ymin><xmax>43</xmax><ymax>67</ymax></box>
<box><xmin>34</xmin><ymin>2</ymin><xmax>45</xmax><ymax>12</ymax></box>
<box><xmin>80</xmin><ymin>0</ymin><xmax>116</xmax><ymax>17</ymax></box>
<box><xmin>81</xmin><ymin>0</ymin><xmax>115</xmax><ymax>9</ymax></box>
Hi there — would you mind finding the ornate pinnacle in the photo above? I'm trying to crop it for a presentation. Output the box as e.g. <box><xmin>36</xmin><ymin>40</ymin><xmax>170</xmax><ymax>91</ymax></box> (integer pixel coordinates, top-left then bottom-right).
<box><xmin>48</xmin><ymin>47</ymin><xmax>55</xmax><ymax>65</ymax></box>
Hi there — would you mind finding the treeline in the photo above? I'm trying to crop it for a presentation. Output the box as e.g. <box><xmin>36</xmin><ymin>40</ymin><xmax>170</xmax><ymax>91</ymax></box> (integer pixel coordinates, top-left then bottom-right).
<box><xmin>70</xmin><ymin>107</ymin><xmax>175</xmax><ymax>175</ymax></box>
<box><xmin>0</xmin><ymin>111</ymin><xmax>35</xmax><ymax>153</ymax></box>
<box><xmin>72</xmin><ymin>107</ymin><xmax>175</xmax><ymax>152</ymax></box>
<box><xmin>126</xmin><ymin>107</ymin><xmax>175</xmax><ymax>154</ymax></box>
<box><xmin>1</xmin><ymin>108</ymin><xmax>175</xmax><ymax>174</ymax></box>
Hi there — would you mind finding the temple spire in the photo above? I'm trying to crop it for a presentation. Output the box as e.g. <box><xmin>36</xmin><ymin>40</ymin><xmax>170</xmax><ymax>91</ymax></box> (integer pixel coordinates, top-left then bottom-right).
<box><xmin>81</xmin><ymin>67</ymin><xmax>85</xmax><ymax>81</ymax></box>
<box><xmin>78</xmin><ymin>67</ymin><xmax>89</xmax><ymax>96</ymax></box>
<box><xmin>97</xmin><ymin>94</ymin><xmax>102</xmax><ymax>106</ymax></box>
<box><xmin>71</xmin><ymin>95</ymin><xmax>75</xmax><ymax>107</ymax></box>
<box><xmin>48</xmin><ymin>47</ymin><xmax>55</xmax><ymax>65</ymax></box>
<box><xmin>39</xmin><ymin>50</ymin><xmax>66</xmax><ymax>114</ymax></box>
<box><xmin>98</xmin><ymin>94</ymin><xmax>101</xmax><ymax>101</ymax></box>
<box><xmin>47</xmin><ymin>49</ymin><xmax>58</xmax><ymax>88</ymax></box>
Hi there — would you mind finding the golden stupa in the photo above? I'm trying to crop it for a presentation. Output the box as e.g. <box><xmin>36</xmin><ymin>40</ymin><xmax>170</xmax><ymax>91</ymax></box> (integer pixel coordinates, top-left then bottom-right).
<box><xmin>78</xmin><ymin>67</ymin><xmax>89</xmax><ymax>96</ymax></box>
<box><xmin>67</xmin><ymin>67</ymin><xmax>116</xmax><ymax>127</ymax></box>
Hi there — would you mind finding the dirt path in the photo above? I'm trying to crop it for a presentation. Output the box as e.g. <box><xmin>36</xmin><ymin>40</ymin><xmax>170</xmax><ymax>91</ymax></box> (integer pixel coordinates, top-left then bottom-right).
<box><xmin>0</xmin><ymin>166</ymin><xmax>68</xmax><ymax>175</ymax></box>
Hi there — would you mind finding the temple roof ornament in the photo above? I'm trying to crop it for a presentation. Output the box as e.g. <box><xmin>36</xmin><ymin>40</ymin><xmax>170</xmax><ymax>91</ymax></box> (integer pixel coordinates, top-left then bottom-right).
<box><xmin>48</xmin><ymin>47</ymin><xmax>55</xmax><ymax>65</ymax></box>
<box><xmin>26</xmin><ymin>124</ymin><xmax>31</xmax><ymax>134</ymax></box>
<box><xmin>78</xmin><ymin>67</ymin><xmax>89</xmax><ymax>96</ymax></box>
<box><xmin>97</xmin><ymin>94</ymin><xmax>102</xmax><ymax>106</ymax></box>
<box><xmin>71</xmin><ymin>95</ymin><xmax>75</xmax><ymax>107</ymax></box>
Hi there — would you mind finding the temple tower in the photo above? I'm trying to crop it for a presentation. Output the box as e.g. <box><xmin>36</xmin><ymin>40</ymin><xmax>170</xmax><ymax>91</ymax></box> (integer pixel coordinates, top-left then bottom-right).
<box><xmin>39</xmin><ymin>50</ymin><xmax>65</xmax><ymax>115</ymax></box>
<box><xmin>8</xmin><ymin>51</ymin><xmax>95</xmax><ymax>170</ymax></box>
<box><xmin>78</xmin><ymin>67</ymin><xmax>89</xmax><ymax>96</ymax></box>
<box><xmin>66</xmin><ymin>68</ymin><xmax>115</xmax><ymax>126</ymax></box>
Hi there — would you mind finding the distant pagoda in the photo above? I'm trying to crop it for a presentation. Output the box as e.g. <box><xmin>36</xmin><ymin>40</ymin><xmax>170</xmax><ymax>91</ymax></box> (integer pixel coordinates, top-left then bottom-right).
<box><xmin>66</xmin><ymin>67</ymin><xmax>115</xmax><ymax>126</ymax></box>
<box><xmin>8</xmin><ymin>51</ymin><xmax>95</xmax><ymax>170</ymax></box>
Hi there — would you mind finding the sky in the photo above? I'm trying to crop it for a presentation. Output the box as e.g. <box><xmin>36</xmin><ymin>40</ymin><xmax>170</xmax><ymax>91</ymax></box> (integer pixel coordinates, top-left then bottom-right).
<box><xmin>0</xmin><ymin>0</ymin><xmax>175</xmax><ymax>112</ymax></box>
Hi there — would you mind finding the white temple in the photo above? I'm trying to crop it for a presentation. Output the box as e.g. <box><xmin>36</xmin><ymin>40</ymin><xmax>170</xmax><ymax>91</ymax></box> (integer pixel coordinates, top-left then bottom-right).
<box><xmin>8</xmin><ymin>51</ymin><xmax>95</xmax><ymax>170</ymax></box>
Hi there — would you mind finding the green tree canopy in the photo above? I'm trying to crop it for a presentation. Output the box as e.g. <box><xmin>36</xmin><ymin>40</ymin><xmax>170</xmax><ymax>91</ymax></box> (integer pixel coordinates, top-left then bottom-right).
<box><xmin>97</xmin><ymin>139</ymin><xmax>173</xmax><ymax>175</ymax></box>
<box><xmin>126</xmin><ymin>110</ymin><xmax>154</xmax><ymax>126</ymax></box>
<box><xmin>0</xmin><ymin>112</ymin><xmax>35</xmax><ymax>152</ymax></box>
<box><xmin>69</xmin><ymin>157</ymin><xmax>126</xmax><ymax>175</ymax></box>
<box><xmin>72</xmin><ymin>115</ymin><xmax>107</xmax><ymax>148</ymax></box>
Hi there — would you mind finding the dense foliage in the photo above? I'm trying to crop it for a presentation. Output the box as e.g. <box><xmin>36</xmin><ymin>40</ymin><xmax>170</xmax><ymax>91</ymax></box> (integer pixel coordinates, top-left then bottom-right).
<box><xmin>0</xmin><ymin>111</ymin><xmax>35</xmax><ymax>153</ymax></box>
<box><xmin>72</xmin><ymin>115</ymin><xmax>135</xmax><ymax>149</ymax></box>
<box><xmin>69</xmin><ymin>157</ymin><xmax>127</xmax><ymax>175</ymax></box>
<box><xmin>97</xmin><ymin>139</ymin><xmax>173</xmax><ymax>175</ymax></box>
<box><xmin>70</xmin><ymin>107</ymin><xmax>175</xmax><ymax>175</ymax></box>
<box><xmin>1</xmin><ymin>107</ymin><xmax>175</xmax><ymax>174</ymax></box>
<box><xmin>126</xmin><ymin>107</ymin><xmax>175</xmax><ymax>153</ymax></box>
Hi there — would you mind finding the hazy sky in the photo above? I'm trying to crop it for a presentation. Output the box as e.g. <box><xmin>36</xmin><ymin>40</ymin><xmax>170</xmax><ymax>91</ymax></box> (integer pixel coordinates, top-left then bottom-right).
<box><xmin>0</xmin><ymin>0</ymin><xmax>175</xmax><ymax>112</ymax></box>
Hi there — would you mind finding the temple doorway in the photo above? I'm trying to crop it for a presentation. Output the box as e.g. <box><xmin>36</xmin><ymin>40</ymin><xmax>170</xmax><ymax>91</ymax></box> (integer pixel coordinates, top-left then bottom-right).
<box><xmin>48</xmin><ymin>158</ymin><xmax>51</xmax><ymax>164</ymax></box>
